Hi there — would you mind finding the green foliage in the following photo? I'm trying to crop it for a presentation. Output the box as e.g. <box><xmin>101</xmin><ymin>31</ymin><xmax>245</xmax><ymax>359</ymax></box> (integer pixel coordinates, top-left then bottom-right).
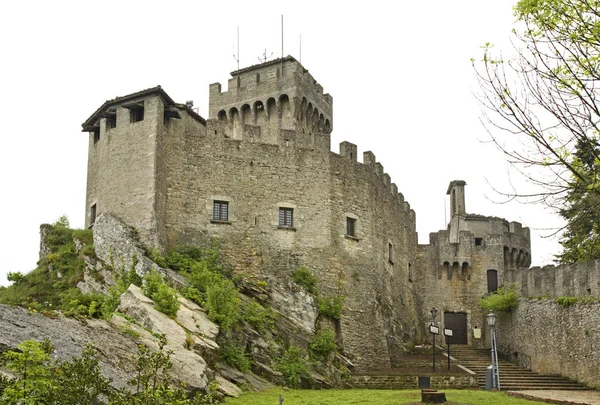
<box><xmin>309</xmin><ymin>328</ymin><xmax>337</xmax><ymax>357</ymax></box>
<box><xmin>1</xmin><ymin>339</ymin><xmax>53</xmax><ymax>404</ymax></box>
<box><xmin>1</xmin><ymin>337</ymin><xmax>219</xmax><ymax>405</ymax></box>
<box><xmin>480</xmin><ymin>283</ymin><xmax>519</xmax><ymax>312</ymax></box>
<box><xmin>143</xmin><ymin>270</ymin><xmax>165</xmax><ymax>298</ymax></box>
<box><xmin>143</xmin><ymin>271</ymin><xmax>180</xmax><ymax>317</ymax></box>
<box><xmin>45</xmin><ymin>344</ymin><xmax>111</xmax><ymax>405</ymax></box>
<box><xmin>275</xmin><ymin>346</ymin><xmax>311</xmax><ymax>389</ymax></box>
<box><xmin>242</xmin><ymin>299</ymin><xmax>276</xmax><ymax>332</ymax></box>
<box><xmin>205</xmin><ymin>278</ymin><xmax>239</xmax><ymax>329</ymax></box>
<box><xmin>318</xmin><ymin>295</ymin><xmax>344</xmax><ymax>320</ymax></box>
<box><xmin>54</xmin><ymin>215</ymin><xmax>70</xmax><ymax>228</ymax></box>
<box><xmin>219</xmin><ymin>337</ymin><xmax>252</xmax><ymax>372</ymax></box>
<box><xmin>556</xmin><ymin>138</ymin><xmax>600</xmax><ymax>263</ymax></box>
<box><xmin>474</xmin><ymin>0</ymin><xmax>600</xmax><ymax>263</ymax></box>
<box><xmin>60</xmin><ymin>288</ymin><xmax>105</xmax><ymax>318</ymax></box>
<box><xmin>6</xmin><ymin>271</ymin><xmax>24</xmax><ymax>284</ymax></box>
<box><xmin>0</xmin><ymin>221</ymin><xmax>103</xmax><ymax>318</ymax></box>
<box><xmin>555</xmin><ymin>296</ymin><xmax>578</xmax><ymax>307</ymax></box>
<box><xmin>153</xmin><ymin>283</ymin><xmax>181</xmax><ymax>317</ymax></box>
<box><xmin>291</xmin><ymin>267</ymin><xmax>317</xmax><ymax>294</ymax></box>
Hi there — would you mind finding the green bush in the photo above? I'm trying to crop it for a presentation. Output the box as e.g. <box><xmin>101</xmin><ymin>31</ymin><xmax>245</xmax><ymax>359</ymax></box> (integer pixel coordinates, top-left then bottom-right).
<box><xmin>292</xmin><ymin>267</ymin><xmax>317</xmax><ymax>294</ymax></box>
<box><xmin>480</xmin><ymin>283</ymin><xmax>519</xmax><ymax>312</ymax></box>
<box><xmin>242</xmin><ymin>299</ymin><xmax>277</xmax><ymax>332</ymax></box>
<box><xmin>6</xmin><ymin>271</ymin><xmax>24</xmax><ymax>284</ymax></box>
<box><xmin>205</xmin><ymin>279</ymin><xmax>239</xmax><ymax>329</ymax></box>
<box><xmin>556</xmin><ymin>296</ymin><xmax>578</xmax><ymax>307</ymax></box>
<box><xmin>318</xmin><ymin>295</ymin><xmax>344</xmax><ymax>320</ymax></box>
<box><xmin>276</xmin><ymin>345</ymin><xmax>311</xmax><ymax>388</ymax></box>
<box><xmin>152</xmin><ymin>283</ymin><xmax>181</xmax><ymax>317</ymax></box>
<box><xmin>142</xmin><ymin>271</ymin><xmax>180</xmax><ymax>317</ymax></box>
<box><xmin>219</xmin><ymin>338</ymin><xmax>252</xmax><ymax>372</ymax></box>
<box><xmin>310</xmin><ymin>328</ymin><xmax>337</xmax><ymax>356</ymax></box>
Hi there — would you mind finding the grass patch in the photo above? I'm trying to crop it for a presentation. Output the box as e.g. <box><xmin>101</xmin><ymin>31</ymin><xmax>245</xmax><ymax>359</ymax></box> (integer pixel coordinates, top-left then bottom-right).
<box><xmin>292</xmin><ymin>267</ymin><xmax>317</xmax><ymax>294</ymax></box>
<box><xmin>224</xmin><ymin>389</ymin><xmax>550</xmax><ymax>404</ymax></box>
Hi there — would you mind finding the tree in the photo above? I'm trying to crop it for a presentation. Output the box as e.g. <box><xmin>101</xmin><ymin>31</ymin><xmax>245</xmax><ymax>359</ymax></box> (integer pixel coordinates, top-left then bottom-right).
<box><xmin>0</xmin><ymin>340</ymin><xmax>54</xmax><ymax>404</ymax></box>
<box><xmin>473</xmin><ymin>0</ymin><xmax>600</xmax><ymax>262</ymax></box>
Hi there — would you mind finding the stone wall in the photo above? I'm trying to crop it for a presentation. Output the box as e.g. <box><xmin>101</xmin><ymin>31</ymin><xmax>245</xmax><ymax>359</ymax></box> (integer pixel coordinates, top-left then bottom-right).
<box><xmin>160</xmin><ymin>120</ymin><xmax>419</xmax><ymax>370</ymax></box>
<box><xmin>505</xmin><ymin>260</ymin><xmax>600</xmax><ymax>298</ymax></box>
<box><xmin>497</xmin><ymin>298</ymin><xmax>600</xmax><ymax>388</ymax></box>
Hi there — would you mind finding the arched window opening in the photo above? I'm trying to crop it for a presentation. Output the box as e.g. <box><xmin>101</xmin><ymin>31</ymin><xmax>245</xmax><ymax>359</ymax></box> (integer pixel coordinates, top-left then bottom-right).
<box><xmin>217</xmin><ymin>110</ymin><xmax>227</xmax><ymax>121</ymax></box>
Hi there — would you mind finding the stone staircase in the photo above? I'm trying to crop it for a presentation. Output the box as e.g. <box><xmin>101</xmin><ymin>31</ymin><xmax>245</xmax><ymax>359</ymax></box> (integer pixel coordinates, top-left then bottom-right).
<box><xmin>450</xmin><ymin>346</ymin><xmax>588</xmax><ymax>390</ymax></box>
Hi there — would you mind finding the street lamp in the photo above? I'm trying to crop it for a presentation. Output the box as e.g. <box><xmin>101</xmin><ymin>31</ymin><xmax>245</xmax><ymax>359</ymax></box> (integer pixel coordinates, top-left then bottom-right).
<box><xmin>487</xmin><ymin>311</ymin><xmax>500</xmax><ymax>390</ymax></box>
<box><xmin>431</xmin><ymin>308</ymin><xmax>438</xmax><ymax>372</ymax></box>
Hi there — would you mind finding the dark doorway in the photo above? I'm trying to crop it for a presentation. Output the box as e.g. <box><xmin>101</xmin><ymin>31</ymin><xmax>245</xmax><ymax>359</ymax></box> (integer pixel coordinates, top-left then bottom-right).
<box><xmin>444</xmin><ymin>312</ymin><xmax>468</xmax><ymax>344</ymax></box>
<box><xmin>487</xmin><ymin>269</ymin><xmax>498</xmax><ymax>293</ymax></box>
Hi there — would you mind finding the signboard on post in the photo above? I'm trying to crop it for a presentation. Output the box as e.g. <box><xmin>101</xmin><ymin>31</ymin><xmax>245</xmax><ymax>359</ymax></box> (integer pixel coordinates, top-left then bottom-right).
<box><xmin>444</xmin><ymin>329</ymin><xmax>453</xmax><ymax>337</ymax></box>
<box><xmin>429</xmin><ymin>325</ymin><xmax>439</xmax><ymax>335</ymax></box>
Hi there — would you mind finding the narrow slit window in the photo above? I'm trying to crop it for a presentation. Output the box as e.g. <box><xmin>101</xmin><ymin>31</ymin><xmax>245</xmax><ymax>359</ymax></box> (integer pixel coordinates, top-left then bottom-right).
<box><xmin>279</xmin><ymin>207</ymin><xmax>293</xmax><ymax>227</ymax></box>
<box><xmin>93</xmin><ymin>129</ymin><xmax>100</xmax><ymax>144</ymax></box>
<box><xmin>388</xmin><ymin>243</ymin><xmax>394</xmax><ymax>264</ymax></box>
<box><xmin>213</xmin><ymin>201</ymin><xmax>229</xmax><ymax>221</ymax></box>
<box><xmin>90</xmin><ymin>203</ymin><xmax>97</xmax><ymax>226</ymax></box>
<box><xmin>346</xmin><ymin>217</ymin><xmax>356</xmax><ymax>237</ymax></box>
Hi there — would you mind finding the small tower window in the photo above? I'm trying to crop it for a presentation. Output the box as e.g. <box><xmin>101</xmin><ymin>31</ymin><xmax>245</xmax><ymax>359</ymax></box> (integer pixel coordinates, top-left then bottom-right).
<box><xmin>475</xmin><ymin>237</ymin><xmax>483</xmax><ymax>246</ymax></box>
<box><xmin>346</xmin><ymin>217</ymin><xmax>356</xmax><ymax>237</ymax></box>
<box><xmin>93</xmin><ymin>129</ymin><xmax>100</xmax><ymax>144</ymax></box>
<box><xmin>388</xmin><ymin>243</ymin><xmax>394</xmax><ymax>264</ymax></box>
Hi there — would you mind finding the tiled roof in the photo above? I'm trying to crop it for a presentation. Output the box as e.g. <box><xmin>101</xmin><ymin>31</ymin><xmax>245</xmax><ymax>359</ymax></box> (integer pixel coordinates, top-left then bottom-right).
<box><xmin>81</xmin><ymin>86</ymin><xmax>205</xmax><ymax>131</ymax></box>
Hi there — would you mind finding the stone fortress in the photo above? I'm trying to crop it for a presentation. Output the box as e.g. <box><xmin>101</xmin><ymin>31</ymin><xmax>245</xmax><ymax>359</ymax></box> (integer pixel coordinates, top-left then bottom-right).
<box><xmin>81</xmin><ymin>56</ymin><xmax>599</xmax><ymax>385</ymax></box>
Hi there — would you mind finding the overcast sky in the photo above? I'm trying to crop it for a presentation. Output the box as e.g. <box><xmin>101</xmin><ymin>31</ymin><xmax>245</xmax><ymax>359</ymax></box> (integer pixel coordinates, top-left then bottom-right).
<box><xmin>0</xmin><ymin>0</ymin><xmax>564</xmax><ymax>286</ymax></box>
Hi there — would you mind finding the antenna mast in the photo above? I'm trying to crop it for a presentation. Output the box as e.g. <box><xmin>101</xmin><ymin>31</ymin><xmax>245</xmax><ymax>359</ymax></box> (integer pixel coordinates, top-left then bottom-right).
<box><xmin>281</xmin><ymin>15</ymin><xmax>284</xmax><ymax>75</ymax></box>
<box><xmin>233</xmin><ymin>25</ymin><xmax>240</xmax><ymax>70</ymax></box>
<box><xmin>299</xmin><ymin>33</ymin><xmax>302</xmax><ymax>63</ymax></box>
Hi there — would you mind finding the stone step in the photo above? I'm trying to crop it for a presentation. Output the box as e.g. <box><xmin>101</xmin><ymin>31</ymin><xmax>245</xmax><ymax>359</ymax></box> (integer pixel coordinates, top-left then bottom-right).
<box><xmin>452</xmin><ymin>347</ymin><xmax>588</xmax><ymax>391</ymax></box>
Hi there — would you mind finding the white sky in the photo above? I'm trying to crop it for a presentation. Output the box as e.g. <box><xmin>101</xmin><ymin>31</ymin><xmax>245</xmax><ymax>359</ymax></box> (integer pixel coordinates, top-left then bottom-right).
<box><xmin>0</xmin><ymin>0</ymin><xmax>564</xmax><ymax>286</ymax></box>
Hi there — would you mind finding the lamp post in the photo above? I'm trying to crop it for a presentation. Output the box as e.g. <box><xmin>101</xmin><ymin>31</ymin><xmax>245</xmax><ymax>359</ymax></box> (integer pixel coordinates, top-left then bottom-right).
<box><xmin>487</xmin><ymin>311</ymin><xmax>500</xmax><ymax>390</ymax></box>
<box><xmin>431</xmin><ymin>307</ymin><xmax>438</xmax><ymax>373</ymax></box>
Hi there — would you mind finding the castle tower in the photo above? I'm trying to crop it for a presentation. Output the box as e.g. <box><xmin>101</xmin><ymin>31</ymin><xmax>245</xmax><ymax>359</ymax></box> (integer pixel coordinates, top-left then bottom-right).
<box><xmin>447</xmin><ymin>180</ymin><xmax>466</xmax><ymax>243</ymax></box>
<box><xmin>208</xmin><ymin>56</ymin><xmax>333</xmax><ymax>145</ymax></box>
<box><xmin>81</xmin><ymin>86</ymin><xmax>206</xmax><ymax>248</ymax></box>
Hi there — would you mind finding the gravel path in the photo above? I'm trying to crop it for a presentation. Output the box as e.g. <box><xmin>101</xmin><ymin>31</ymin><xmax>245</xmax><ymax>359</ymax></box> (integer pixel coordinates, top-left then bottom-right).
<box><xmin>507</xmin><ymin>390</ymin><xmax>600</xmax><ymax>405</ymax></box>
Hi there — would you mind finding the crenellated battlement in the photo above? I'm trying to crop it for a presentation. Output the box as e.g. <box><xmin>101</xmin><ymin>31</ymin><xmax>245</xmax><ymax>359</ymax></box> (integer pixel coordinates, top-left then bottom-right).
<box><xmin>209</xmin><ymin>57</ymin><xmax>332</xmax><ymax>143</ymax></box>
<box><xmin>506</xmin><ymin>260</ymin><xmax>600</xmax><ymax>297</ymax></box>
<box><xmin>335</xmin><ymin>141</ymin><xmax>417</xmax><ymax>227</ymax></box>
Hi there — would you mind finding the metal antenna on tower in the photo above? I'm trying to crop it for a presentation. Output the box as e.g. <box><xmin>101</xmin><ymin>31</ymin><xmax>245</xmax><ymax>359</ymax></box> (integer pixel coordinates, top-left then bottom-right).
<box><xmin>281</xmin><ymin>15</ymin><xmax>284</xmax><ymax>74</ymax></box>
<box><xmin>258</xmin><ymin>48</ymin><xmax>273</xmax><ymax>63</ymax></box>
<box><xmin>233</xmin><ymin>25</ymin><xmax>240</xmax><ymax>70</ymax></box>
<box><xmin>299</xmin><ymin>33</ymin><xmax>302</xmax><ymax>64</ymax></box>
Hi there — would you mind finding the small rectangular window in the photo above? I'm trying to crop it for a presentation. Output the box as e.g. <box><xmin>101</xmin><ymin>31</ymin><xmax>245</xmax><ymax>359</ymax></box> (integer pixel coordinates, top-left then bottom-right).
<box><xmin>346</xmin><ymin>217</ymin><xmax>356</xmax><ymax>237</ymax></box>
<box><xmin>90</xmin><ymin>203</ymin><xmax>97</xmax><ymax>226</ymax></box>
<box><xmin>93</xmin><ymin>129</ymin><xmax>100</xmax><ymax>144</ymax></box>
<box><xmin>213</xmin><ymin>201</ymin><xmax>229</xmax><ymax>221</ymax></box>
<box><xmin>475</xmin><ymin>237</ymin><xmax>483</xmax><ymax>246</ymax></box>
<box><xmin>130</xmin><ymin>105</ymin><xmax>144</xmax><ymax>122</ymax></box>
<box><xmin>388</xmin><ymin>242</ymin><xmax>394</xmax><ymax>264</ymax></box>
<box><xmin>279</xmin><ymin>207</ymin><xmax>293</xmax><ymax>227</ymax></box>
